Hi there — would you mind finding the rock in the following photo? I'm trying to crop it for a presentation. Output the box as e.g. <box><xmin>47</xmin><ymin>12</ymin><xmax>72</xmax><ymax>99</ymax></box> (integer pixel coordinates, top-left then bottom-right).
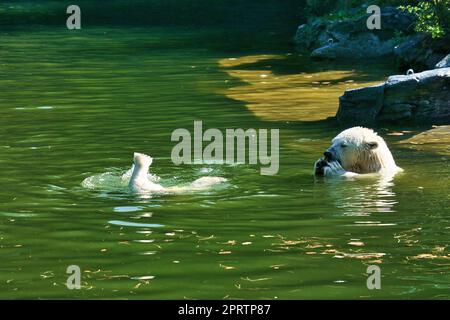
<box><xmin>311</xmin><ymin>33</ymin><xmax>395</xmax><ymax>59</ymax></box>
<box><xmin>378</xmin><ymin>104</ymin><xmax>413</xmax><ymax>121</ymax></box>
<box><xmin>382</xmin><ymin>103</ymin><xmax>414</xmax><ymax>114</ymax></box>
<box><xmin>295</xmin><ymin>20</ymin><xmax>327</xmax><ymax>49</ymax></box>
<box><xmin>377</xmin><ymin>6</ymin><xmax>416</xmax><ymax>31</ymax></box>
<box><xmin>394</xmin><ymin>33</ymin><xmax>428</xmax><ymax>68</ymax></box>
<box><xmin>436</xmin><ymin>54</ymin><xmax>450</xmax><ymax>68</ymax></box>
<box><xmin>337</xmin><ymin>84</ymin><xmax>385</xmax><ymax>126</ymax></box>
<box><xmin>395</xmin><ymin>35</ymin><xmax>450</xmax><ymax>71</ymax></box>
<box><xmin>336</xmin><ymin>68</ymin><xmax>450</xmax><ymax>126</ymax></box>
<box><xmin>295</xmin><ymin>6</ymin><xmax>449</xmax><ymax>68</ymax></box>
<box><xmin>295</xmin><ymin>7</ymin><xmax>415</xmax><ymax>59</ymax></box>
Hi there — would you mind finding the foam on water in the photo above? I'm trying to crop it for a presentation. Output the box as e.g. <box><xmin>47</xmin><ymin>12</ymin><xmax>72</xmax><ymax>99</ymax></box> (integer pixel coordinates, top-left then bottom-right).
<box><xmin>81</xmin><ymin>164</ymin><xmax>161</xmax><ymax>191</ymax></box>
<box><xmin>81</xmin><ymin>164</ymin><xmax>228</xmax><ymax>195</ymax></box>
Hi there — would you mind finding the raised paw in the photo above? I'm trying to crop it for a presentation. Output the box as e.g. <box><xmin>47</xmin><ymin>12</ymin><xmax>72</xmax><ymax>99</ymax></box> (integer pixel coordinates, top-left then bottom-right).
<box><xmin>314</xmin><ymin>158</ymin><xmax>329</xmax><ymax>176</ymax></box>
<box><xmin>323</xmin><ymin>161</ymin><xmax>346</xmax><ymax>176</ymax></box>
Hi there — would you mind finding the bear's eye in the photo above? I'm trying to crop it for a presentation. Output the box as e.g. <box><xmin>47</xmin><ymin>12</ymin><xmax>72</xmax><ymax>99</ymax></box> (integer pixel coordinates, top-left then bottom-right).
<box><xmin>341</xmin><ymin>143</ymin><xmax>348</xmax><ymax>148</ymax></box>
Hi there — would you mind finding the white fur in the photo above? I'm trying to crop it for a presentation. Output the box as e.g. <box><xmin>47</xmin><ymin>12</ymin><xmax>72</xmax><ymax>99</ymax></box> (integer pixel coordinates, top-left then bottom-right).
<box><xmin>129</xmin><ymin>153</ymin><xmax>165</xmax><ymax>193</ymax></box>
<box><xmin>315</xmin><ymin>127</ymin><xmax>403</xmax><ymax>178</ymax></box>
<box><xmin>129</xmin><ymin>152</ymin><xmax>226</xmax><ymax>194</ymax></box>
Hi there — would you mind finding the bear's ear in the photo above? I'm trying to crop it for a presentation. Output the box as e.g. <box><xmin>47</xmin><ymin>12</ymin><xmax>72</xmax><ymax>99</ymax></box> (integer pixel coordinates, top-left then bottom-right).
<box><xmin>367</xmin><ymin>141</ymin><xmax>378</xmax><ymax>149</ymax></box>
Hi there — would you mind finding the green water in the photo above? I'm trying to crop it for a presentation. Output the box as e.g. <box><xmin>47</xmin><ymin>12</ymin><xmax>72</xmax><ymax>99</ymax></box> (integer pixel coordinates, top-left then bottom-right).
<box><xmin>1</xmin><ymin>1</ymin><xmax>449</xmax><ymax>300</ymax></box>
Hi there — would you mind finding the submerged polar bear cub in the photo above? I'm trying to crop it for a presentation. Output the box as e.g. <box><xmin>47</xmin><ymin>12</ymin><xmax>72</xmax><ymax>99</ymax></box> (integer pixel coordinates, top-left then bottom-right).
<box><xmin>314</xmin><ymin>127</ymin><xmax>403</xmax><ymax>178</ymax></box>
<box><xmin>129</xmin><ymin>152</ymin><xmax>226</xmax><ymax>194</ymax></box>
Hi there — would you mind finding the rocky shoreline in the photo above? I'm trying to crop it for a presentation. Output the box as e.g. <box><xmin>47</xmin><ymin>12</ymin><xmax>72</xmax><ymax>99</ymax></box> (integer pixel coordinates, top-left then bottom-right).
<box><xmin>294</xmin><ymin>6</ymin><xmax>450</xmax><ymax>126</ymax></box>
<box><xmin>337</xmin><ymin>68</ymin><xmax>450</xmax><ymax>126</ymax></box>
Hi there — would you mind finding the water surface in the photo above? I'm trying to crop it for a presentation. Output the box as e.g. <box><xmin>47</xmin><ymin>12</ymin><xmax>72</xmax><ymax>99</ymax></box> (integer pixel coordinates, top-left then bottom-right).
<box><xmin>0</xmin><ymin>1</ymin><xmax>449</xmax><ymax>299</ymax></box>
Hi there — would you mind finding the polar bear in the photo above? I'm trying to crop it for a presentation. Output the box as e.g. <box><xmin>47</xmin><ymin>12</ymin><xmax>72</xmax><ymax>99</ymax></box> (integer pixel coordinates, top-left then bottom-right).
<box><xmin>314</xmin><ymin>127</ymin><xmax>403</xmax><ymax>178</ymax></box>
<box><xmin>129</xmin><ymin>152</ymin><xmax>226</xmax><ymax>194</ymax></box>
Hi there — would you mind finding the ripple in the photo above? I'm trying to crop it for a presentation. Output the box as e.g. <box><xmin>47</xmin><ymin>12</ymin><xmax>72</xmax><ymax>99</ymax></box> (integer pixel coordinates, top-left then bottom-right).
<box><xmin>138</xmin><ymin>251</ymin><xmax>157</xmax><ymax>255</ymax></box>
<box><xmin>113</xmin><ymin>206</ymin><xmax>143</xmax><ymax>213</ymax></box>
<box><xmin>130</xmin><ymin>276</ymin><xmax>155</xmax><ymax>280</ymax></box>
<box><xmin>0</xmin><ymin>212</ymin><xmax>38</xmax><ymax>218</ymax></box>
<box><xmin>108</xmin><ymin>220</ymin><xmax>164</xmax><ymax>228</ymax></box>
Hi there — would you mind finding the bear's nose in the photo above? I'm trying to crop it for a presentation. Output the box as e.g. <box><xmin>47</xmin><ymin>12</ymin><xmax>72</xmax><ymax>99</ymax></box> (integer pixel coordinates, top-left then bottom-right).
<box><xmin>324</xmin><ymin>151</ymin><xmax>332</xmax><ymax>161</ymax></box>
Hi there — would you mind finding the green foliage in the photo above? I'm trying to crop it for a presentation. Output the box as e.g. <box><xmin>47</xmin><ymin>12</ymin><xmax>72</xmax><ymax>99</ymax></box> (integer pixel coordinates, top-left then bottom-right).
<box><xmin>305</xmin><ymin>0</ymin><xmax>449</xmax><ymax>38</ymax></box>
<box><xmin>401</xmin><ymin>0</ymin><xmax>450</xmax><ymax>38</ymax></box>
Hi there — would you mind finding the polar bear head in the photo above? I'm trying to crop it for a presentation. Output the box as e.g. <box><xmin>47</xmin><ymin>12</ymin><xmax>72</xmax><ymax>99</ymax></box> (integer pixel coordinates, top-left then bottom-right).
<box><xmin>323</xmin><ymin>127</ymin><xmax>399</xmax><ymax>174</ymax></box>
